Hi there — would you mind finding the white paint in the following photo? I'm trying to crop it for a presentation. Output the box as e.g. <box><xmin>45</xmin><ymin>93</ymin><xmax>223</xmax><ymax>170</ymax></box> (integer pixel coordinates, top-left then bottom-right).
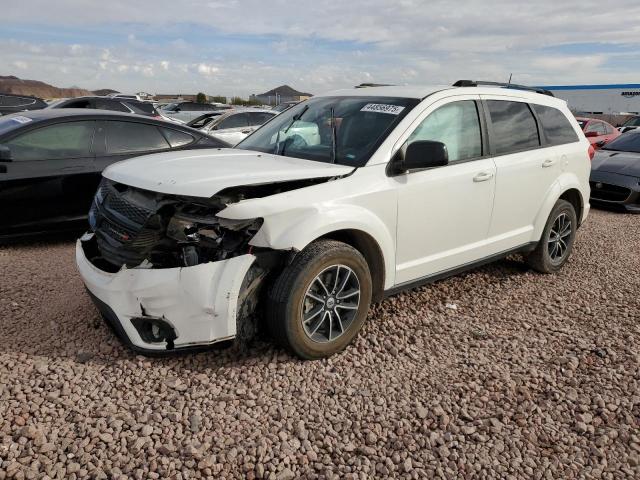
<box><xmin>76</xmin><ymin>239</ymin><xmax>255</xmax><ymax>350</ymax></box>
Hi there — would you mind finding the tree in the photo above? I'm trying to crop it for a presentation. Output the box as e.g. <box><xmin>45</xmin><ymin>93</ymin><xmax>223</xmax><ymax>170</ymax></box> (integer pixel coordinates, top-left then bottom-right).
<box><xmin>210</xmin><ymin>95</ymin><xmax>227</xmax><ymax>104</ymax></box>
<box><xmin>230</xmin><ymin>96</ymin><xmax>245</xmax><ymax>105</ymax></box>
<box><xmin>196</xmin><ymin>92</ymin><xmax>207</xmax><ymax>104</ymax></box>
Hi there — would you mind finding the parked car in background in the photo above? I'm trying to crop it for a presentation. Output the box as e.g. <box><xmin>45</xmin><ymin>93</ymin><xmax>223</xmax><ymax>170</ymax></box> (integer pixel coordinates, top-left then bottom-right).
<box><xmin>48</xmin><ymin>96</ymin><xmax>163</xmax><ymax>119</ymax></box>
<box><xmin>576</xmin><ymin>117</ymin><xmax>620</xmax><ymax>149</ymax></box>
<box><xmin>186</xmin><ymin>111</ymin><xmax>225</xmax><ymax>129</ymax></box>
<box><xmin>0</xmin><ymin>93</ymin><xmax>47</xmax><ymax>116</ymax></box>
<box><xmin>76</xmin><ymin>82</ymin><xmax>590</xmax><ymax>359</ymax></box>
<box><xmin>108</xmin><ymin>93</ymin><xmax>143</xmax><ymax>101</ymax></box>
<box><xmin>590</xmin><ymin>130</ymin><xmax>640</xmax><ymax>212</ymax></box>
<box><xmin>202</xmin><ymin>109</ymin><xmax>276</xmax><ymax>145</ymax></box>
<box><xmin>160</xmin><ymin>102</ymin><xmax>231</xmax><ymax>123</ymax></box>
<box><xmin>271</xmin><ymin>101</ymin><xmax>299</xmax><ymax>113</ymax></box>
<box><xmin>618</xmin><ymin>116</ymin><xmax>640</xmax><ymax>133</ymax></box>
<box><xmin>0</xmin><ymin>109</ymin><xmax>228</xmax><ymax>238</ymax></box>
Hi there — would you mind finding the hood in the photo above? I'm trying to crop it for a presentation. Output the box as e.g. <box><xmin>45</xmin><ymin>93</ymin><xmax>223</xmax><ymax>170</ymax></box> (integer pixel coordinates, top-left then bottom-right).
<box><xmin>102</xmin><ymin>148</ymin><xmax>354</xmax><ymax>198</ymax></box>
<box><xmin>591</xmin><ymin>150</ymin><xmax>640</xmax><ymax>177</ymax></box>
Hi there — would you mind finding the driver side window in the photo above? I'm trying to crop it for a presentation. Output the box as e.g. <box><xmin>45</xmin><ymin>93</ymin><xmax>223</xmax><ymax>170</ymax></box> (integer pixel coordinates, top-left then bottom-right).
<box><xmin>405</xmin><ymin>101</ymin><xmax>482</xmax><ymax>163</ymax></box>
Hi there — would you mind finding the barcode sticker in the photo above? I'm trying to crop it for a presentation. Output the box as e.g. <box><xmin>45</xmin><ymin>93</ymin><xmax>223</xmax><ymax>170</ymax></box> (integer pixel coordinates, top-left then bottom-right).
<box><xmin>11</xmin><ymin>116</ymin><xmax>32</xmax><ymax>124</ymax></box>
<box><xmin>360</xmin><ymin>104</ymin><xmax>405</xmax><ymax>115</ymax></box>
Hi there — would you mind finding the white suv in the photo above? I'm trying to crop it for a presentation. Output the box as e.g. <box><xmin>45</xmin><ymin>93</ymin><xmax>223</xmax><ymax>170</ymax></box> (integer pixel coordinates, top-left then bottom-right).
<box><xmin>76</xmin><ymin>81</ymin><xmax>591</xmax><ymax>359</ymax></box>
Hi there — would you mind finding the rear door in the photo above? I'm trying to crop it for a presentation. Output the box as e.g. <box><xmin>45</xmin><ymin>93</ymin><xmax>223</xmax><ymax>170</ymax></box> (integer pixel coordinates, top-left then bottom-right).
<box><xmin>481</xmin><ymin>97</ymin><xmax>559</xmax><ymax>249</ymax></box>
<box><xmin>0</xmin><ymin>120</ymin><xmax>97</xmax><ymax>235</ymax></box>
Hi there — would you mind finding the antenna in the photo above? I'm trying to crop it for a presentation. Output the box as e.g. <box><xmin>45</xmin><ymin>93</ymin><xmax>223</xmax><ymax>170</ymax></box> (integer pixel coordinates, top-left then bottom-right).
<box><xmin>508</xmin><ymin>73</ymin><xmax>512</xmax><ymax>85</ymax></box>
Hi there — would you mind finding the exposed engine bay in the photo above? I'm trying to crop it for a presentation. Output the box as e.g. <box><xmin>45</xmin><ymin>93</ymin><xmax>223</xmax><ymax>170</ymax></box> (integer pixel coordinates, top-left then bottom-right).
<box><xmin>85</xmin><ymin>178</ymin><xmax>319</xmax><ymax>272</ymax></box>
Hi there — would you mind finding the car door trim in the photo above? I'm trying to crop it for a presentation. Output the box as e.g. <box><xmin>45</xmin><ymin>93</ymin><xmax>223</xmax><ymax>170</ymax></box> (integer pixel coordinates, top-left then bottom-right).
<box><xmin>383</xmin><ymin>241</ymin><xmax>537</xmax><ymax>298</ymax></box>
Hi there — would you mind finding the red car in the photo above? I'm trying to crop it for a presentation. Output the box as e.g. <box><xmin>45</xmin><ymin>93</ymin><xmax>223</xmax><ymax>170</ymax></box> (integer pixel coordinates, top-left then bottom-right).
<box><xmin>576</xmin><ymin>117</ymin><xmax>620</xmax><ymax>149</ymax></box>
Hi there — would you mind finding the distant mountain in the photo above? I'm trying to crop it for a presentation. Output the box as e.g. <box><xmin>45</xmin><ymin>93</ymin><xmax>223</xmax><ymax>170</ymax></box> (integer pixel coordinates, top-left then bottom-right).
<box><xmin>0</xmin><ymin>75</ymin><xmax>94</xmax><ymax>99</ymax></box>
<box><xmin>92</xmin><ymin>88</ymin><xmax>120</xmax><ymax>96</ymax></box>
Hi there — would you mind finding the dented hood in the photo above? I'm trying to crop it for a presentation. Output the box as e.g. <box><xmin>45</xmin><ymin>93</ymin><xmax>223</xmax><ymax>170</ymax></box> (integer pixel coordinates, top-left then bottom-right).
<box><xmin>102</xmin><ymin>148</ymin><xmax>354</xmax><ymax>198</ymax></box>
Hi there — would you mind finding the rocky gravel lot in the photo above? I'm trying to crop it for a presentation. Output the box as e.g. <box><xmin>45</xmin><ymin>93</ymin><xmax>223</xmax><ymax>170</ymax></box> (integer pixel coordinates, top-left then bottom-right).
<box><xmin>1</xmin><ymin>208</ymin><xmax>639</xmax><ymax>480</ymax></box>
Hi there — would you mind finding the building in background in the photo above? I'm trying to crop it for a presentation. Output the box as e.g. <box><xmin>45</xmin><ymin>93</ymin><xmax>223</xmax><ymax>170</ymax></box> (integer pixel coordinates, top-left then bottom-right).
<box><xmin>250</xmin><ymin>85</ymin><xmax>312</xmax><ymax>106</ymax></box>
<box><xmin>539</xmin><ymin>84</ymin><xmax>640</xmax><ymax>114</ymax></box>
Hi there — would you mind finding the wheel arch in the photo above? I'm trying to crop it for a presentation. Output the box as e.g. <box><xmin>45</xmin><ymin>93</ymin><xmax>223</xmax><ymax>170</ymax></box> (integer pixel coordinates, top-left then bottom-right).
<box><xmin>318</xmin><ymin>228</ymin><xmax>386</xmax><ymax>302</ymax></box>
<box><xmin>558</xmin><ymin>188</ymin><xmax>584</xmax><ymax>226</ymax></box>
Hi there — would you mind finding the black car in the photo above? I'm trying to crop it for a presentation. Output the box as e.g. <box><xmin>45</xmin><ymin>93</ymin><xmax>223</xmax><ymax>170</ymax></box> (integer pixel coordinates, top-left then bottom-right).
<box><xmin>0</xmin><ymin>109</ymin><xmax>228</xmax><ymax>238</ymax></box>
<box><xmin>590</xmin><ymin>130</ymin><xmax>640</xmax><ymax>212</ymax></box>
<box><xmin>0</xmin><ymin>93</ymin><xmax>47</xmax><ymax>116</ymax></box>
<box><xmin>49</xmin><ymin>96</ymin><xmax>160</xmax><ymax>118</ymax></box>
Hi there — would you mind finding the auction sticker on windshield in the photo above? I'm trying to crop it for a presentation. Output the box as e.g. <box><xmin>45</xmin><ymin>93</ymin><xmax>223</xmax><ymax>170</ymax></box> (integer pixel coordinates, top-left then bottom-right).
<box><xmin>360</xmin><ymin>104</ymin><xmax>405</xmax><ymax>115</ymax></box>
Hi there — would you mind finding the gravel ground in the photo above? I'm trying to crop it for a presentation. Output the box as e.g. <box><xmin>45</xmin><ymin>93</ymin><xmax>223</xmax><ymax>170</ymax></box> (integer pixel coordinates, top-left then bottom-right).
<box><xmin>1</xmin><ymin>208</ymin><xmax>639</xmax><ymax>480</ymax></box>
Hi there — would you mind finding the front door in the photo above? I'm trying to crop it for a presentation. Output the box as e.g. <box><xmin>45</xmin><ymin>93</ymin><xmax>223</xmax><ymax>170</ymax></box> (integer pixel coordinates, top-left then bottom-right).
<box><xmin>393</xmin><ymin>98</ymin><xmax>496</xmax><ymax>285</ymax></box>
<box><xmin>0</xmin><ymin>120</ymin><xmax>97</xmax><ymax>236</ymax></box>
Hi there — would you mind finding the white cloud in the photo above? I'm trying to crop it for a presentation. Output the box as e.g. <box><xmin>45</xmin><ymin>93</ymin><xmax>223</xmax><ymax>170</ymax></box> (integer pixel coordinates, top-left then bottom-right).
<box><xmin>2</xmin><ymin>1</ymin><xmax>640</xmax><ymax>95</ymax></box>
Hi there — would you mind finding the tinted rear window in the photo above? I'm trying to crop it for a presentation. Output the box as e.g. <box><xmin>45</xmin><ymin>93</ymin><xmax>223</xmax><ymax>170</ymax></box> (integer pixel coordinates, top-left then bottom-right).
<box><xmin>532</xmin><ymin>104</ymin><xmax>579</xmax><ymax>146</ymax></box>
<box><xmin>104</xmin><ymin>121</ymin><xmax>169</xmax><ymax>154</ymax></box>
<box><xmin>126</xmin><ymin>102</ymin><xmax>156</xmax><ymax>115</ymax></box>
<box><xmin>487</xmin><ymin>100</ymin><xmax>540</xmax><ymax>155</ymax></box>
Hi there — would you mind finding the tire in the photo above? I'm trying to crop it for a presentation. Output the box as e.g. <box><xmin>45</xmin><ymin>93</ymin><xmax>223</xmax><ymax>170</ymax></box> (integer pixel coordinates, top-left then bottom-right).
<box><xmin>266</xmin><ymin>240</ymin><xmax>372</xmax><ymax>359</ymax></box>
<box><xmin>526</xmin><ymin>199</ymin><xmax>577</xmax><ymax>273</ymax></box>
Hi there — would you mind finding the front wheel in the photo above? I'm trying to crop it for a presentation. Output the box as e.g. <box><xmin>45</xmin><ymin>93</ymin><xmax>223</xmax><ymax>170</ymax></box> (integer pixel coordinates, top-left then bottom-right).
<box><xmin>526</xmin><ymin>199</ymin><xmax>577</xmax><ymax>273</ymax></box>
<box><xmin>266</xmin><ymin>240</ymin><xmax>372</xmax><ymax>359</ymax></box>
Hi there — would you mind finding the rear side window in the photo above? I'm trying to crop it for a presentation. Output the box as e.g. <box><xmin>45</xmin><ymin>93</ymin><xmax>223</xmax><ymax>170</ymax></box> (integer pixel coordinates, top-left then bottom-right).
<box><xmin>487</xmin><ymin>100</ymin><xmax>539</xmax><ymax>155</ymax></box>
<box><xmin>0</xmin><ymin>95</ymin><xmax>36</xmax><ymax>108</ymax></box>
<box><xmin>218</xmin><ymin>113</ymin><xmax>248</xmax><ymax>129</ymax></box>
<box><xmin>60</xmin><ymin>99</ymin><xmax>92</xmax><ymax>109</ymax></box>
<box><xmin>104</xmin><ymin>121</ymin><xmax>169</xmax><ymax>154</ymax></box>
<box><xmin>5</xmin><ymin>121</ymin><xmax>95</xmax><ymax>160</ymax></box>
<box><xmin>531</xmin><ymin>104</ymin><xmax>579</xmax><ymax>146</ymax></box>
<box><xmin>585</xmin><ymin>121</ymin><xmax>606</xmax><ymax>135</ymax></box>
<box><xmin>162</xmin><ymin>128</ymin><xmax>195</xmax><ymax>147</ymax></box>
<box><xmin>248</xmin><ymin>112</ymin><xmax>275</xmax><ymax>125</ymax></box>
<box><xmin>126</xmin><ymin>102</ymin><xmax>156</xmax><ymax>115</ymax></box>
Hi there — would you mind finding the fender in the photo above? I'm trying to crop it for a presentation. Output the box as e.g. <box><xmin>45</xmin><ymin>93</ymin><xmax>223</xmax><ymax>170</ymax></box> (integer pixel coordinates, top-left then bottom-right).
<box><xmin>532</xmin><ymin>172</ymin><xmax>589</xmax><ymax>240</ymax></box>
<box><xmin>222</xmin><ymin>201</ymin><xmax>397</xmax><ymax>289</ymax></box>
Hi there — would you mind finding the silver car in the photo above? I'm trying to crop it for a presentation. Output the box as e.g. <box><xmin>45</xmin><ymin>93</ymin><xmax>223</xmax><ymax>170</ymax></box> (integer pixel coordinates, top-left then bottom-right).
<box><xmin>202</xmin><ymin>109</ymin><xmax>276</xmax><ymax>145</ymax></box>
<box><xmin>160</xmin><ymin>101</ymin><xmax>230</xmax><ymax>123</ymax></box>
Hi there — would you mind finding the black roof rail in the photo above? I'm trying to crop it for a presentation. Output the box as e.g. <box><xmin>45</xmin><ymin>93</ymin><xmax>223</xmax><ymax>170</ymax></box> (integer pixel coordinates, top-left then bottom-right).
<box><xmin>453</xmin><ymin>80</ymin><xmax>555</xmax><ymax>97</ymax></box>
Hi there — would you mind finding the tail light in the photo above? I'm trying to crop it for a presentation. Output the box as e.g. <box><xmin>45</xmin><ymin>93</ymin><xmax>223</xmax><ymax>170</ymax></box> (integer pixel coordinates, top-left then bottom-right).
<box><xmin>588</xmin><ymin>144</ymin><xmax>595</xmax><ymax>161</ymax></box>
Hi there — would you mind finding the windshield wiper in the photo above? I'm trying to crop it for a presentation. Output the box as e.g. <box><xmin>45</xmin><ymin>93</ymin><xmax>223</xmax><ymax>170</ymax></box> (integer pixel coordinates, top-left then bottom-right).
<box><xmin>274</xmin><ymin>105</ymin><xmax>309</xmax><ymax>156</ymax></box>
<box><xmin>329</xmin><ymin>107</ymin><xmax>337</xmax><ymax>164</ymax></box>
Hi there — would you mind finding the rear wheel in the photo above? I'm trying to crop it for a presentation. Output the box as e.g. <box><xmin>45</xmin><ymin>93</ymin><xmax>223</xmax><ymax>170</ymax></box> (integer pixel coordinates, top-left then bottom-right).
<box><xmin>526</xmin><ymin>199</ymin><xmax>577</xmax><ymax>273</ymax></box>
<box><xmin>266</xmin><ymin>240</ymin><xmax>372</xmax><ymax>359</ymax></box>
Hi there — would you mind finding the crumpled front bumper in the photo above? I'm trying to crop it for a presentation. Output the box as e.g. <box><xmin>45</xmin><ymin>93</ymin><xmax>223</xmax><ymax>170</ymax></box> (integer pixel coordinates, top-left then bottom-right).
<box><xmin>76</xmin><ymin>234</ymin><xmax>256</xmax><ymax>352</ymax></box>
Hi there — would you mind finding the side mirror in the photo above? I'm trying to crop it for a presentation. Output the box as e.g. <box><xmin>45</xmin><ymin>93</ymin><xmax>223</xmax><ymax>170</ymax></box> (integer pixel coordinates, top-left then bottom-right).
<box><xmin>0</xmin><ymin>145</ymin><xmax>12</xmax><ymax>161</ymax></box>
<box><xmin>585</xmin><ymin>131</ymin><xmax>599</xmax><ymax>138</ymax></box>
<box><xmin>402</xmin><ymin>140</ymin><xmax>448</xmax><ymax>171</ymax></box>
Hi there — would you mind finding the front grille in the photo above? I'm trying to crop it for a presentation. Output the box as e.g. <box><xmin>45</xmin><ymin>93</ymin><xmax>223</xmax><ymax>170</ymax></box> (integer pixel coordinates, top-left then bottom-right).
<box><xmin>590</xmin><ymin>181</ymin><xmax>631</xmax><ymax>202</ymax></box>
<box><xmin>92</xmin><ymin>180</ymin><xmax>162</xmax><ymax>267</ymax></box>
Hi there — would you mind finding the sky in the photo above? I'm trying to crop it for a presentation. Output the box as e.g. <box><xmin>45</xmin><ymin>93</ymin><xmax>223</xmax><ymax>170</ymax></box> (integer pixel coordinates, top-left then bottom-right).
<box><xmin>3</xmin><ymin>0</ymin><xmax>640</xmax><ymax>98</ymax></box>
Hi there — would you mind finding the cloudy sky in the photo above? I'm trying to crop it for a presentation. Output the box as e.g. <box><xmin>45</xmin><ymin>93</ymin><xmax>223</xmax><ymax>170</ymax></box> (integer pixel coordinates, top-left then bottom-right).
<box><xmin>3</xmin><ymin>0</ymin><xmax>640</xmax><ymax>97</ymax></box>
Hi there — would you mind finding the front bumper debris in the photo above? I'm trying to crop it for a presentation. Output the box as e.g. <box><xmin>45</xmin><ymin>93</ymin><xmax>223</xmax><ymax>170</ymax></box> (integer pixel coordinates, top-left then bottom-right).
<box><xmin>76</xmin><ymin>235</ymin><xmax>256</xmax><ymax>352</ymax></box>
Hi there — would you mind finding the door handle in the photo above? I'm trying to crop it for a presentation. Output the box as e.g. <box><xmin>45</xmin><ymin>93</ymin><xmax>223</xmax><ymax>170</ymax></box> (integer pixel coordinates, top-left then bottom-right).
<box><xmin>473</xmin><ymin>171</ymin><xmax>494</xmax><ymax>182</ymax></box>
<box><xmin>542</xmin><ymin>159</ymin><xmax>556</xmax><ymax>168</ymax></box>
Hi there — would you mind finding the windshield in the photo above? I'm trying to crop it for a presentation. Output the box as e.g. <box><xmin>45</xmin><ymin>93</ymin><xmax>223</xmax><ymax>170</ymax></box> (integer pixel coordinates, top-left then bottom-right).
<box><xmin>623</xmin><ymin>117</ymin><xmax>640</xmax><ymax>127</ymax></box>
<box><xmin>602</xmin><ymin>131</ymin><xmax>640</xmax><ymax>153</ymax></box>
<box><xmin>236</xmin><ymin>96</ymin><xmax>419</xmax><ymax>167</ymax></box>
<box><xmin>161</xmin><ymin>103</ymin><xmax>178</xmax><ymax>111</ymax></box>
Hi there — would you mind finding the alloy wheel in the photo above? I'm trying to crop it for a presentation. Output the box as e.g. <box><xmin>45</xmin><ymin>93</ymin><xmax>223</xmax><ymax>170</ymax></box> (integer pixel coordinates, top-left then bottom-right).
<box><xmin>301</xmin><ymin>264</ymin><xmax>361</xmax><ymax>343</ymax></box>
<box><xmin>547</xmin><ymin>212</ymin><xmax>572</xmax><ymax>263</ymax></box>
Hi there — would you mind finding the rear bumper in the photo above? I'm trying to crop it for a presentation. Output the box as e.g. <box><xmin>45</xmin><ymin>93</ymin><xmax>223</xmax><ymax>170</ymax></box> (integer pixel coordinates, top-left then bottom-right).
<box><xmin>76</xmin><ymin>234</ymin><xmax>256</xmax><ymax>352</ymax></box>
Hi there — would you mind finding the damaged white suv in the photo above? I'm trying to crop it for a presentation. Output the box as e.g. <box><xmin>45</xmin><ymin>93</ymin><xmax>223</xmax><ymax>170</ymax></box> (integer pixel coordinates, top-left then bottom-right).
<box><xmin>76</xmin><ymin>81</ymin><xmax>591</xmax><ymax>359</ymax></box>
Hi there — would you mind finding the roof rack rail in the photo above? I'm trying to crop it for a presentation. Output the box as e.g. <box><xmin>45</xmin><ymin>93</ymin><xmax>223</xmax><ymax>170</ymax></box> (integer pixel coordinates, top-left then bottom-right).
<box><xmin>355</xmin><ymin>83</ymin><xmax>395</xmax><ymax>88</ymax></box>
<box><xmin>452</xmin><ymin>80</ymin><xmax>554</xmax><ymax>97</ymax></box>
